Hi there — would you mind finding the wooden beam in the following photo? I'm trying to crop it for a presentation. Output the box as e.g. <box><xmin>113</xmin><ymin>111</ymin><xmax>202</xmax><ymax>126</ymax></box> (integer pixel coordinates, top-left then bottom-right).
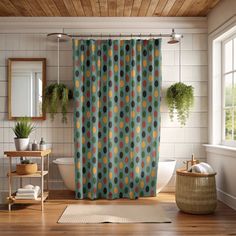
<box><xmin>131</xmin><ymin>0</ymin><xmax>142</xmax><ymax>16</ymax></box>
<box><xmin>146</xmin><ymin>0</ymin><xmax>160</xmax><ymax>16</ymax></box>
<box><xmin>124</xmin><ymin>0</ymin><xmax>133</xmax><ymax>16</ymax></box>
<box><xmin>117</xmin><ymin>0</ymin><xmax>125</xmax><ymax>16</ymax></box>
<box><xmin>63</xmin><ymin>0</ymin><xmax>77</xmax><ymax>16</ymax></box>
<box><xmin>52</xmin><ymin>0</ymin><xmax>70</xmax><ymax>16</ymax></box>
<box><xmin>90</xmin><ymin>0</ymin><xmax>100</xmax><ymax>16</ymax></box>
<box><xmin>138</xmin><ymin>0</ymin><xmax>151</xmax><ymax>16</ymax></box>
<box><xmin>108</xmin><ymin>0</ymin><xmax>117</xmax><ymax>16</ymax></box>
<box><xmin>80</xmin><ymin>0</ymin><xmax>93</xmax><ymax>16</ymax></box>
<box><xmin>0</xmin><ymin>0</ymin><xmax>21</xmax><ymax>16</ymax></box>
<box><xmin>71</xmin><ymin>0</ymin><xmax>85</xmax><ymax>16</ymax></box>
<box><xmin>200</xmin><ymin>0</ymin><xmax>220</xmax><ymax>16</ymax></box>
<box><xmin>35</xmin><ymin>0</ymin><xmax>54</xmax><ymax>16</ymax></box>
<box><xmin>26</xmin><ymin>0</ymin><xmax>46</xmax><ymax>16</ymax></box>
<box><xmin>161</xmin><ymin>0</ymin><xmax>176</xmax><ymax>16</ymax></box>
<box><xmin>167</xmin><ymin>0</ymin><xmax>185</xmax><ymax>16</ymax></box>
<box><xmin>176</xmin><ymin>0</ymin><xmax>195</xmax><ymax>16</ymax></box>
<box><xmin>9</xmin><ymin>0</ymin><xmax>33</xmax><ymax>16</ymax></box>
<box><xmin>153</xmin><ymin>0</ymin><xmax>168</xmax><ymax>16</ymax></box>
<box><xmin>42</xmin><ymin>0</ymin><xmax>61</xmax><ymax>16</ymax></box>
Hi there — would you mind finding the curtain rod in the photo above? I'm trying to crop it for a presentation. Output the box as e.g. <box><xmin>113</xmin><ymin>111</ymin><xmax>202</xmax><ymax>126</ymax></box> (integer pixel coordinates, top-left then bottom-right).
<box><xmin>68</xmin><ymin>33</ymin><xmax>173</xmax><ymax>38</ymax></box>
<box><xmin>47</xmin><ymin>29</ymin><xmax>183</xmax><ymax>42</ymax></box>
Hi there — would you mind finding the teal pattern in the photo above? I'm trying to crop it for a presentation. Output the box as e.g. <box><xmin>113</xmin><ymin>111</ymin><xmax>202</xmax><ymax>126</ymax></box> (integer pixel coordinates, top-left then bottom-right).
<box><xmin>73</xmin><ymin>39</ymin><xmax>162</xmax><ymax>199</ymax></box>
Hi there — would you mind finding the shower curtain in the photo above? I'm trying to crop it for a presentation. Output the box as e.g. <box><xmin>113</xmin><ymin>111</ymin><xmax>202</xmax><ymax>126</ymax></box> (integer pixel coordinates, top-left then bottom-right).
<box><xmin>73</xmin><ymin>39</ymin><xmax>162</xmax><ymax>199</ymax></box>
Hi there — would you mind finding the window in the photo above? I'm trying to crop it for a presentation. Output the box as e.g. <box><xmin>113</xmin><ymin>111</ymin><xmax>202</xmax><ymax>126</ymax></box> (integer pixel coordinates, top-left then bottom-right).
<box><xmin>222</xmin><ymin>34</ymin><xmax>236</xmax><ymax>144</ymax></box>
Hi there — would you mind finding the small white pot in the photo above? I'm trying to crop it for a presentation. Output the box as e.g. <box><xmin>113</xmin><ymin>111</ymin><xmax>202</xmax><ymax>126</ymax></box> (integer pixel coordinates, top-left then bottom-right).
<box><xmin>14</xmin><ymin>138</ymin><xmax>30</xmax><ymax>151</ymax></box>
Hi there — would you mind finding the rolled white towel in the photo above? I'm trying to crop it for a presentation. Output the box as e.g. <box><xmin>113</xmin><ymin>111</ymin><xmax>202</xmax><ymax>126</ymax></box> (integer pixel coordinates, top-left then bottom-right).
<box><xmin>199</xmin><ymin>162</ymin><xmax>215</xmax><ymax>174</ymax></box>
<box><xmin>188</xmin><ymin>162</ymin><xmax>215</xmax><ymax>174</ymax></box>
<box><xmin>23</xmin><ymin>184</ymin><xmax>34</xmax><ymax>189</ymax></box>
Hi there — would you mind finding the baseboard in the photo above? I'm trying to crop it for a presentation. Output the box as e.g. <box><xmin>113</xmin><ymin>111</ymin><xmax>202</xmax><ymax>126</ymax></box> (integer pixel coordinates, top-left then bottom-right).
<box><xmin>0</xmin><ymin>191</ymin><xmax>9</xmax><ymax>204</ymax></box>
<box><xmin>161</xmin><ymin>186</ymin><xmax>176</xmax><ymax>193</ymax></box>
<box><xmin>217</xmin><ymin>188</ymin><xmax>236</xmax><ymax>210</ymax></box>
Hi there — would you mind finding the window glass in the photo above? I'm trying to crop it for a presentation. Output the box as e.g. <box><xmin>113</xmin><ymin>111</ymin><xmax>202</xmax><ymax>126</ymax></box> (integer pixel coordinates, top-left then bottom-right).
<box><xmin>234</xmin><ymin>39</ymin><xmax>236</xmax><ymax>70</ymax></box>
<box><xmin>225</xmin><ymin>109</ymin><xmax>233</xmax><ymax>140</ymax></box>
<box><xmin>225</xmin><ymin>73</ymin><xmax>233</xmax><ymax>107</ymax></box>
<box><xmin>225</xmin><ymin>40</ymin><xmax>232</xmax><ymax>73</ymax></box>
<box><xmin>223</xmin><ymin>35</ymin><xmax>236</xmax><ymax>144</ymax></box>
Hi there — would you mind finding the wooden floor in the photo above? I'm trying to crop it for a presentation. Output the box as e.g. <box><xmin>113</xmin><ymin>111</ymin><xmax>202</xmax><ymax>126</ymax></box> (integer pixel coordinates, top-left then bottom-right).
<box><xmin>0</xmin><ymin>191</ymin><xmax>236</xmax><ymax>236</ymax></box>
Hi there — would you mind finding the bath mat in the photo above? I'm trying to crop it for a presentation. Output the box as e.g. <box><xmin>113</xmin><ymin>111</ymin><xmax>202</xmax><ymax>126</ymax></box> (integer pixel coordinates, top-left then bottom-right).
<box><xmin>58</xmin><ymin>204</ymin><xmax>171</xmax><ymax>224</ymax></box>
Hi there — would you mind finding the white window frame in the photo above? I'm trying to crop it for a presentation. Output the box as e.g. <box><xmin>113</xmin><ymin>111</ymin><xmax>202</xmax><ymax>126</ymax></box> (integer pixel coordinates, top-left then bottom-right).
<box><xmin>222</xmin><ymin>33</ymin><xmax>236</xmax><ymax>146</ymax></box>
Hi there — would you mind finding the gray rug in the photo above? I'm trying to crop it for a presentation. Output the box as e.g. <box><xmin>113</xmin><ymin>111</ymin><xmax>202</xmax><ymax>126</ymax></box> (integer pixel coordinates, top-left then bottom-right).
<box><xmin>58</xmin><ymin>204</ymin><xmax>171</xmax><ymax>224</ymax></box>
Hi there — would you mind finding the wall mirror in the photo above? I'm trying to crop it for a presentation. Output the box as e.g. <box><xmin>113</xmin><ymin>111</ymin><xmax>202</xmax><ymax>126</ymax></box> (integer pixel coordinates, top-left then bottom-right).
<box><xmin>8</xmin><ymin>58</ymin><xmax>46</xmax><ymax>120</ymax></box>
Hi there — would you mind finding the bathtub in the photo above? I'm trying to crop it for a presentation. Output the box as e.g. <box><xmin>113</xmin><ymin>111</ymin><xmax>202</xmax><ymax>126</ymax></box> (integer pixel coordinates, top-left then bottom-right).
<box><xmin>53</xmin><ymin>158</ymin><xmax>176</xmax><ymax>194</ymax></box>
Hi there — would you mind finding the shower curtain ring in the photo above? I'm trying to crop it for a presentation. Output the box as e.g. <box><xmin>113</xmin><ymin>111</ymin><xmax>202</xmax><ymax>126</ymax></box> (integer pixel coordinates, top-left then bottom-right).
<box><xmin>139</xmin><ymin>33</ymin><xmax>141</xmax><ymax>40</ymax></box>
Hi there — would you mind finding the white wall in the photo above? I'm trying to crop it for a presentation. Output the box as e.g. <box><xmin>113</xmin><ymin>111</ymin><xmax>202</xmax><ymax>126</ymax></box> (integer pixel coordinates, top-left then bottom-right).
<box><xmin>0</xmin><ymin>17</ymin><xmax>208</xmax><ymax>202</ymax></box>
<box><xmin>208</xmin><ymin>0</ymin><xmax>236</xmax><ymax>34</ymax></box>
<box><xmin>207</xmin><ymin>0</ymin><xmax>236</xmax><ymax>210</ymax></box>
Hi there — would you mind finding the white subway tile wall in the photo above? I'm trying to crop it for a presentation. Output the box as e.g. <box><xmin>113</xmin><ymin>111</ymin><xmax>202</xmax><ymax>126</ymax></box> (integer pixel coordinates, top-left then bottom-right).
<box><xmin>0</xmin><ymin>32</ymin><xmax>207</xmax><ymax>201</ymax></box>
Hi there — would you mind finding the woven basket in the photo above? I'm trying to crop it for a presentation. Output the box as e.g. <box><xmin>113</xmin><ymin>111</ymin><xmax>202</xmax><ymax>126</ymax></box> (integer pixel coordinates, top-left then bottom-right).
<box><xmin>16</xmin><ymin>163</ymin><xmax>38</xmax><ymax>175</ymax></box>
<box><xmin>176</xmin><ymin>169</ymin><xmax>217</xmax><ymax>214</ymax></box>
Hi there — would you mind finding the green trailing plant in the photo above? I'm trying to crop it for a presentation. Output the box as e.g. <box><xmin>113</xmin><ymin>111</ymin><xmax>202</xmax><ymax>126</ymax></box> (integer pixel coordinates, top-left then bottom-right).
<box><xmin>12</xmin><ymin>117</ymin><xmax>35</xmax><ymax>138</ymax></box>
<box><xmin>166</xmin><ymin>82</ymin><xmax>194</xmax><ymax>126</ymax></box>
<box><xmin>21</xmin><ymin>159</ymin><xmax>32</xmax><ymax>164</ymax></box>
<box><xmin>43</xmin><ymin>83</ymin><xmax>73</xmax><ymax>123</ymax></box>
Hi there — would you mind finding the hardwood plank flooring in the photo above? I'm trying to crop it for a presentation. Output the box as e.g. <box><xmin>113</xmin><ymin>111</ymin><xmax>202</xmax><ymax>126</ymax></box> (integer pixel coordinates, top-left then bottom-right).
<box><xmin>0</xmin><ymin>191</ymin><xmax>235</xmax><ymax>236</ymax></box>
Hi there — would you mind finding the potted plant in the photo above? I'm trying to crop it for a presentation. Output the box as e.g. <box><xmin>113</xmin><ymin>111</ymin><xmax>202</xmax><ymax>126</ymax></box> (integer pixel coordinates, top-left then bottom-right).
<box><xmin>12</xmin><ymin>117</ymin><xmax>35</xmax><ymax>151</ymax></box>
<box><xmin>43</xmin><ymin>83</ymin><xmax>73</xmax><ymax>123</ymax></box>
<box><xmin>12</xmin><ymin>118</ymin><xmax>37</xmax><ymax>175</ymax></box>
<box><xmin>166</xmin><ymin>82</ymin><xmax>194</xmax><ymax>126</ymax></box>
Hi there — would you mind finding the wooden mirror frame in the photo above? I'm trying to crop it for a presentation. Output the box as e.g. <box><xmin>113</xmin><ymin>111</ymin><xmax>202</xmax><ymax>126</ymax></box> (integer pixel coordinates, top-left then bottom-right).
<box><xmin>8</xmin><ymin>58</ymin><xmax>46</xmax><ymax>120</ymax></box>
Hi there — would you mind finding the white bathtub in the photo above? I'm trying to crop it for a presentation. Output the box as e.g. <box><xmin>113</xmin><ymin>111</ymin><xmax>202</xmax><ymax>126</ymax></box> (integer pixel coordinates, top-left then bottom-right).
<box><xmin>53</xmin><ymin>158</ymin><xmax>176</xmax><ymax>194</ymax></box>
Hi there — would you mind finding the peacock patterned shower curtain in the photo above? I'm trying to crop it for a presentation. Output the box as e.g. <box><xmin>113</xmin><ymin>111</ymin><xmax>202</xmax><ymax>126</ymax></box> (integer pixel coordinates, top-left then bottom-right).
<box><xmin>73</xmin><ymin>39</ymin><xmax>161</xmax><ymax>200</ymax></box>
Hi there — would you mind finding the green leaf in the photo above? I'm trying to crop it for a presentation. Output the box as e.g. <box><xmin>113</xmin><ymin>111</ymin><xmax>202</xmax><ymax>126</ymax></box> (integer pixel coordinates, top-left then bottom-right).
<box><xmin>166</xmin><ymin>82</ymin><xmax>194</xmax><ymax>126</ymax></box>
<box><xmin>42</xmin><ymin>83</ymin><xmax>73</xmax><ymax>123</ymax></box>
<box><xmin>12</xmin><ymin>117</ymin><xmax>35</xmax><ymax>138</ymax></box>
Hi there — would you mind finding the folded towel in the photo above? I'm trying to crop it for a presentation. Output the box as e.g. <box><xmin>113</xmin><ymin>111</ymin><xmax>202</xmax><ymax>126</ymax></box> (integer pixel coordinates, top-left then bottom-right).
<box><xmin>16</xmin><ymin>191</ymin><xmax>40</xmax><ymax>200</ymax></box>
<box><xmin>17</xmin><ymin>185</ymin><xmax>40</xmax><ymax>194</ymax></box>
<box><xmin>16</xmin><ymin>185</ymin><xmax>41</xmax><ymax>200</ymax></box>
<box><xmin>15</xmin><ymin>195</ymin><xmax>40</xmax><ymax>200</ymax></box>
<box><xmin>188</xmin><ymin>162</ymin><xmax>215</xmax><ymax>174</ymax></box>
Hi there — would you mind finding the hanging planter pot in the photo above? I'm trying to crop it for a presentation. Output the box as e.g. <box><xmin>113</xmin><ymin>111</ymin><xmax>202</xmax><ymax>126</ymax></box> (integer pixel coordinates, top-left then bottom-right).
<box><xmin>45</xmin><ymin>33</ymin><xmax>72</xmax><ymax>123</ymax></box>
<box><xmin>43</xmin><ymin>83</ymin><xmax>73</xmax><ymax>123</ymax></box>
<box><xmin>166</xmin><ymin>82</ymin><xmax>194</xmax><ymax>126</ymax></box>
<box><xmin>166</xmin><ymin>39</ymin><xmax>194</xmax><ymax>126</ymax></box>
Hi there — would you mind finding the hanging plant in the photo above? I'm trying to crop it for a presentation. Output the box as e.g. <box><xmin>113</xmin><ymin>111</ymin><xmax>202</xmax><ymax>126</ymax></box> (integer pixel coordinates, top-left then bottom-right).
<box><xmin>166</xmin><ymin>82</ymin><xmax>194</xmax><ymax>126</ymax></box>
<box><xmin>43</xmin><ymin>83</ymin><xmax>73</xmax><ymax>123</ymax></box>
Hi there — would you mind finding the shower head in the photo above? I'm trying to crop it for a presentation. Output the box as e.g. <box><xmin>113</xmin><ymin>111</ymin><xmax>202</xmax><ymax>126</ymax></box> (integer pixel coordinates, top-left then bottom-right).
<box><xmin>168</xmin><ymin>29</ymin><xmax>182</xmax><ymax>44</ymax></box>
<box><xmin>47</xmin><ymin>33</ymin><xmax>71</xmax><ymax>42</ymax></box>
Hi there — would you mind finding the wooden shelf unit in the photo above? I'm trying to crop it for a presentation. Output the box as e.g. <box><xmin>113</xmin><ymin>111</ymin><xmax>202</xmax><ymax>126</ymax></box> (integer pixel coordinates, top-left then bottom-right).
<box><xmin>10</xmin><ymin>191</ymin><xmax>49</xmax><ymax>204</ymax></box>
<box><xmin>8</xmin><ymin>171</ymin><xmax>48</xmax><ymax>178</ymax></box>
<box><xmin>4</xmin><ymin>150</ymin><xmax>51</xmax><ymax>211</ymax></box>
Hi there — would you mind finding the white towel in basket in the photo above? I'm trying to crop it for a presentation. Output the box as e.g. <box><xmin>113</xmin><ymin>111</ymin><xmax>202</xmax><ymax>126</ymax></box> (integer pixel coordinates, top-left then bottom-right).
<box><xmin>188</xmin><ymin>162</ymin><xmax>215</xmax><ymax>174</ymax></box>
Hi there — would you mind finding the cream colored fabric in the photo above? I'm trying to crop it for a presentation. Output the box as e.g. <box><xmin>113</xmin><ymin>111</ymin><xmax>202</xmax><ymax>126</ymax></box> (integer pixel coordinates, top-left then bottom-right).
<box><xmin>58</xmin><ymin>204</ymin><xmax>171</xmax><ymax>224</ymax></box>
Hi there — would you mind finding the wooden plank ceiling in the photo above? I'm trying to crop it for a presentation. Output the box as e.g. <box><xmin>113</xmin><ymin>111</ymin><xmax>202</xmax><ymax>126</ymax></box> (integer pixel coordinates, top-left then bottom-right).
<box><xmin>0</xmin><ymin>0</ymin><xmax>221</xmax><ymax>17</ymax></box>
